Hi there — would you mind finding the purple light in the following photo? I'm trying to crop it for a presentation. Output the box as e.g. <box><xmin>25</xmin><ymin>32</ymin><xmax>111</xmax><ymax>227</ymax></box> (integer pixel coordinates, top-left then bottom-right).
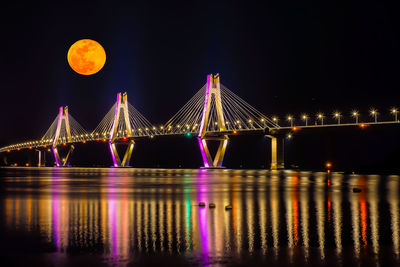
<box><xmin>52</xmin><ymin>188</ymin><xmax>60</xmax><ymax>251</ymax></box>
<box><xmin>111</xmin><ymin>201</ymin><xmax>118</xmax><ymax>256</ymax></box>
<box><xmin>109</xmin><ymin>93</ymin><xmax>121</xmax><ymax>142</ymax></box>
<box><xmin>198</xmin><ymin>182</ymin><xmax>209</xmax><ymax>263</ymax></box>
<box><xmin>198</xmin><ymin>75</ymin><xmax>211</xmax><ymax>137</ymax></box>
<box><xmin>52</xmin><ymin>107</ymin><xmax>64</xmax><ymax>167</ymax></box>
<box><xmin>109</xmin><ymin>93</ymin><xmax>121</xmax><ymax>167</ymax></box>
<box><xmin>109</xmin><ymin>143</ymin><xmax>118</xmax><ymax>167</ymax></box>
<box><xmin>198</xmin><ymin>76</ymin><xmax>212</xmax><ymax>167</ymax></box>
<box><xmin>52</xmin><ymin>147</ymin><xmax>60</xmax><ymax>167</ymax></box>
<box><xmin>198</xmin><ymin>138</ymin><xmax>209</xmax><ymax>168</ymax></box>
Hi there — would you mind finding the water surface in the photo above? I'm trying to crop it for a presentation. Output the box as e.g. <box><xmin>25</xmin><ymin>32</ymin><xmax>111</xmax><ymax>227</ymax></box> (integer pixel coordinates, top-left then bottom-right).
<box><xmin>0</xmin><ymin>168</ymin><xmax>399</xmax><ymax>266</ymax></box>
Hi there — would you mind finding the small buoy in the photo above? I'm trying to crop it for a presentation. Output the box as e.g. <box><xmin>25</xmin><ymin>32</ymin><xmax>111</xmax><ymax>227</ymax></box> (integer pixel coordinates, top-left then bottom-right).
<box><xmin>353</xmin><ymin>188</ymin><xmax>362</xmax><ymax>193</ymax></box>
<box><xmin>209</xmin><ymin>203</ymin><xmax>216</xmax><ymax>208</ymax></box>
<box><xmin>225</xmin><ymin>205</ymin><xmax>232</xmax><ymax>210</ymax></box>
<box><xmin>199</xmin><ymin>202</ymin><xmax>206</xmax><ymax>207</ymax></box>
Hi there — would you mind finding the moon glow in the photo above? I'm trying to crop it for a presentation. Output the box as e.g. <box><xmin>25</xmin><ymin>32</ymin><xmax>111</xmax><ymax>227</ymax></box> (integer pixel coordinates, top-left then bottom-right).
<box><xmin>67</xmin><ymin>39</ymin><xmax>106</xmax><ymax>75</ymax></box>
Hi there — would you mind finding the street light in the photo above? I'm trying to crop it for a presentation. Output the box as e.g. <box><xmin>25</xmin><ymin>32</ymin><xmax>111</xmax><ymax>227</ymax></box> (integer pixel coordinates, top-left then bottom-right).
<box><xmin>287</xmin><ymin>115</ymin><xmax>294</xmax><ymax>127</ymax></box>
<box><xmin>317</xmin><ymin>113</ymin><xmax>324</xmax><ymax>125</ymax></box>
<box><xmin>334</xmin><ymin>111</ymin><xmax>341</xmax><ymax>124</ymax></box>
<box><xmin>370</xmin><ymin>108</ymin><xmax>378</xmax><ymax>123</ymax></box>
<box><xmin>302</xmin><ymin>114</ymin><xmax>309</xmax><ymax>126</ymax></box>
<box><xmin>391</xmin><ymin>107</ymin><xmax>398</xmax><ymax>121</ymax></box>
<box><xmin>352</xmin><ymin>110</ymin><xmax>359</xmax><ymax>124</ymax></box>
<box><xmin>272</xmin><ymin>116</ymin><xmax>279</xmax><ymax>126</ymax></box>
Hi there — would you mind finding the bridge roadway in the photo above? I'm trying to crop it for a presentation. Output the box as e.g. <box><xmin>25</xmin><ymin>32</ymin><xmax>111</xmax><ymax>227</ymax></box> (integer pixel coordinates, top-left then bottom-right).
<box><xmin>2</xmin><ymin>120</ymin><xmax>399</xmax><ymax>169</ymax></box>
<box><xmin>2</xmin><ymin>120</ymin><xmax>398</xmax><ymax>152</ymax></box>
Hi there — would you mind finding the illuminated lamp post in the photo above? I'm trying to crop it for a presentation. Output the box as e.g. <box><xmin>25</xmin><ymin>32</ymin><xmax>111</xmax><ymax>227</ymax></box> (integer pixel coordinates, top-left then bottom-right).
<box><xmin>334</xmin><ymin>111</ymin><xmax>341</xmax><ymax>124</ymax></box>
<box><xmin>302</xmin><ymin>114</ymin><xmax>309</xmax><ymax>126</ymax></box>
<box><xmin>317</xmin><ymin>113</ymin><xmax>324</xmax><ymax>125</ymax></box>
<box><xmin>370</xmin><ymin>109</ymin><xmax>378</xmax><ymax>123</ymax></box>
<box><xmin>352</xmin><ymin>110</ymin><xmax>359</xmax><ymax>124</ymax></box>
<box><xmin>391</xmin><ymin>108</ymin><xmax>398</xmax><ymax>121</ymax></box>
<box><xmin>287</xmin><ymin>115</ymin><xmax>294</xmax><ymax>127</ymax></box>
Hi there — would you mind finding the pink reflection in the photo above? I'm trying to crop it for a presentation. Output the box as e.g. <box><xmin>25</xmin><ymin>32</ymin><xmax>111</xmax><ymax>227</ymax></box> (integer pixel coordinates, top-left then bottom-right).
<box><xmin>52</xmin><ymin>184</ymin><xmax>60</xmax><ymax>251</ymax></box>
<box><xmin>109</xmin><ymin>194</ymin><xmax>118</xmax><ymax>257</ymax></box>
<box><xmin>198</xmin><ymin>180</ymin><xmax>209</xmax><ymax>263</ymax></box>
<box><xmin>52</xmin><ymin>198</ymin><xmax>60</xmax><ymax>251</ymax></box>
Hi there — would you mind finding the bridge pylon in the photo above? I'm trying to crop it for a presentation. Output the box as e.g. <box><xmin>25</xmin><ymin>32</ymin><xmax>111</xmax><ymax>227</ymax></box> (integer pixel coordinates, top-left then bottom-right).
<box><xmin>197</xmin><ymin>74</ymin><xmax>229</xmax><ymax>168</ymax></box>
<box><xmin>108</xmin><ymin>92</ymin><xmax>135</xmax><ymax>167</ymax></box>
<box><xmin>52</xmin><ymin>106</ymin><xmax>75</xmax><ymax>167</ymax></box>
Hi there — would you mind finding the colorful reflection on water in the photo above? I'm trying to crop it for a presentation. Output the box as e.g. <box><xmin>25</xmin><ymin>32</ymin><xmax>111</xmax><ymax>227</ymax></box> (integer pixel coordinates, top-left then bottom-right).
<box><xmin>0</xmin><ymin>168</ymin><xmax>400</xmax><ymax>266</ymax></box>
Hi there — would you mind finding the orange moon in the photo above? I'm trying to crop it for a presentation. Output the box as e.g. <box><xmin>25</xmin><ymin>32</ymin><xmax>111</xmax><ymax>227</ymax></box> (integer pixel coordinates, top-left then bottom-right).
<box><xmin>67</xmin><ymin>39</ymin><xmax>106</xmax><ymax>75</ymax></box>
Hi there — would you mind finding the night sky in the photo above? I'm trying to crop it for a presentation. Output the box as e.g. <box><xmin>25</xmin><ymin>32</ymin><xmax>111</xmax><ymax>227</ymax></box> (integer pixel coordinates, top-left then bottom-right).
<box><xmin>1</xmin><ymin>1</ymin><xmax>400</xmax><ymax>170</ymax></box>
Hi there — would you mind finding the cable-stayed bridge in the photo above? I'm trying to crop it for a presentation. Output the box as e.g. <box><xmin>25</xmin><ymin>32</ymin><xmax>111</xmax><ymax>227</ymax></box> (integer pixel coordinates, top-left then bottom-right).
<box><xmin>1</xmin><ymin>74</ymin><xmax>399</xmax><ymax>169</ymax></box>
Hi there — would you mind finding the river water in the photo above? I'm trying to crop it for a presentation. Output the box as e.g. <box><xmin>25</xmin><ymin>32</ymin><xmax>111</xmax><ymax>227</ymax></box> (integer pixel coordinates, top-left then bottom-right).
<box><xmin>0</xmin><ymin>167</ymin><xmax>399</xmax><ymax>266</ymax></box>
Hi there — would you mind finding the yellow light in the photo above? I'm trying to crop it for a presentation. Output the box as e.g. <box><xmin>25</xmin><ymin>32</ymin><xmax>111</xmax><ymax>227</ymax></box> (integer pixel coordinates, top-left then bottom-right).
<box><xmin>261</xmin><ymin>118</ymin><xmax>265</xmax><ymax>122</ymax></box>
<box><xmin>352</xmin><ymin>111</ymin><xmax>359</xmax><ymax>116</ymax></box>
<box><xmin>325</xmin><ymin>162</ymin><xmax>332</xmax><ymax>168</ymax></box>
<box><xmin>370</xmin><ymin>109</ymin><xmax>377</xmax><ymax>115</ymax></box>
<box><xmin>248</xmin><ymin>119</ymin><xmax>252</xmax><ymax>123</ymax></box>
<box><xmin>236</xmin><ymin>120</ymin><xmax>240</xmax><ymax>124</ymax></box>
<box><xmin>302</xmin><ymin>114</ymin><xmax>308</xmax><ymax>120</ymax></box>
<box><xmin>317</xmin><ymin>113</ymin><xmax>323</xmax><ymax>119</ymax></box>
<box><xmin>273</xmin><ymin>117</ymin><xmax>278</xmax><ymax>121</ymax></box>
<box><xmin>287</xmin><ymin>115</ymin><xmax>292</xmax><ymax>120</ymax></box>
<box><xmin>391</xmin><ymin>108</ymin><xmax>398</xmax><ymax>113</ymax></box>
<box><xmin>334</xmin><ymin>112</ymin><xmax>340</xmax><ymax>117</ymax></box>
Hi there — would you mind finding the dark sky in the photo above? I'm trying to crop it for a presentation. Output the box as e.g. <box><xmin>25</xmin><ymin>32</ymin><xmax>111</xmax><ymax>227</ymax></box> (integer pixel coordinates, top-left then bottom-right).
<box><xmin>1</xmin><ymin>1</ymin><xmax>400</xmax><ymax>170</ymax></box>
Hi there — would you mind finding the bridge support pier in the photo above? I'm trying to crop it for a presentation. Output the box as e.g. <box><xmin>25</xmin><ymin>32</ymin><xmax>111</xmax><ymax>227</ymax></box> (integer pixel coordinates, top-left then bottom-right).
<box><xmin>38</xmin><ymin>150</ymin><xmax>42</xmax><ymax>167</ymax></box>
<box><xmin>198</xmin><ymin>136</ymin><xmax>228</xmax><ymax>168</ymax></box>
<box><xmin>266</xmin><ymin>135</ymin><xmax>284</xmax><ymax>170</ymax></box>
<box><xmin>37</xmin><ymin>150</ymin><xmax>45</xmax><ymax>167</ymax></box>
<box><xmin>109</xmin><ymin>140</ymin><xmax>135</xmax><ymax>167</ymax></box>
<box><xmin>53</xmin><ymin>145</ymin><xmax>74</xmax><ymax>167</ymax></box>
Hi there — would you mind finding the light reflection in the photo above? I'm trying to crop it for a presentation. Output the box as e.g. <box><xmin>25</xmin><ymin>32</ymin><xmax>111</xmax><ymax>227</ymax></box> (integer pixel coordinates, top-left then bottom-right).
<box><xmin>0</xmin><ymin>169</ymin><xmax>399</xmax><ymax>265</ymax></box>
<box><xmin>315</xmin><ymin>173</ymin><xmax>326</xmax><ymax>260</ymax></box>
<box><xmin>387</xmin><ymin>177</ymin><xmax>399</xmax><ymax>257</ymax></box>
<box><xmin>349</xmin><ymin>175</ymin><xmax>361</xmax><ymax>257</ymax></box>
<box><xmin>299</xmin><ymin>173</ymin><xmax>310</xmax><ymax>261</ymax></box>
<box><xmin>331</xmin><ymin>175</ymin><xmax>343</xmax><ymax>255</ymax></box>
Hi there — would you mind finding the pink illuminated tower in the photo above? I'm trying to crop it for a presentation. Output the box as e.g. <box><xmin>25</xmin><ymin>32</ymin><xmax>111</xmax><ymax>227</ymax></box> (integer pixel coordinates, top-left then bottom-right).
<box><xmin>197</xmin><ymin>74</ymin><xmax>229</xmax><ymax>168</ymax></box>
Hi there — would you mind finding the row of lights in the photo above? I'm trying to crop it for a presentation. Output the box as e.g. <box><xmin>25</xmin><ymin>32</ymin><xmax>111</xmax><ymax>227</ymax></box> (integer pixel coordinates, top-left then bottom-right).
<box><xmin>3</xmin><ymin>117</ymin><xmax>273</xmax><ymax>151</ymax></box>
<box><xmin>6</xmin><ymin>107</ymin><xmax>398</xmax><ymax>151</ymax></box>
<box><xmin>273</xmin><ymin>108</ymin><xmax>398</xmax><ymax>126</ymax></box>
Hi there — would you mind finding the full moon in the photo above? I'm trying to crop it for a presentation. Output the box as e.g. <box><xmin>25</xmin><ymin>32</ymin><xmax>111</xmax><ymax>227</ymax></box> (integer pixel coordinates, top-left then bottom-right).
<box><xmin>67</xmin><ymin>39</ymin><xmax>106</xmax><ymax>75</ymax></box>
